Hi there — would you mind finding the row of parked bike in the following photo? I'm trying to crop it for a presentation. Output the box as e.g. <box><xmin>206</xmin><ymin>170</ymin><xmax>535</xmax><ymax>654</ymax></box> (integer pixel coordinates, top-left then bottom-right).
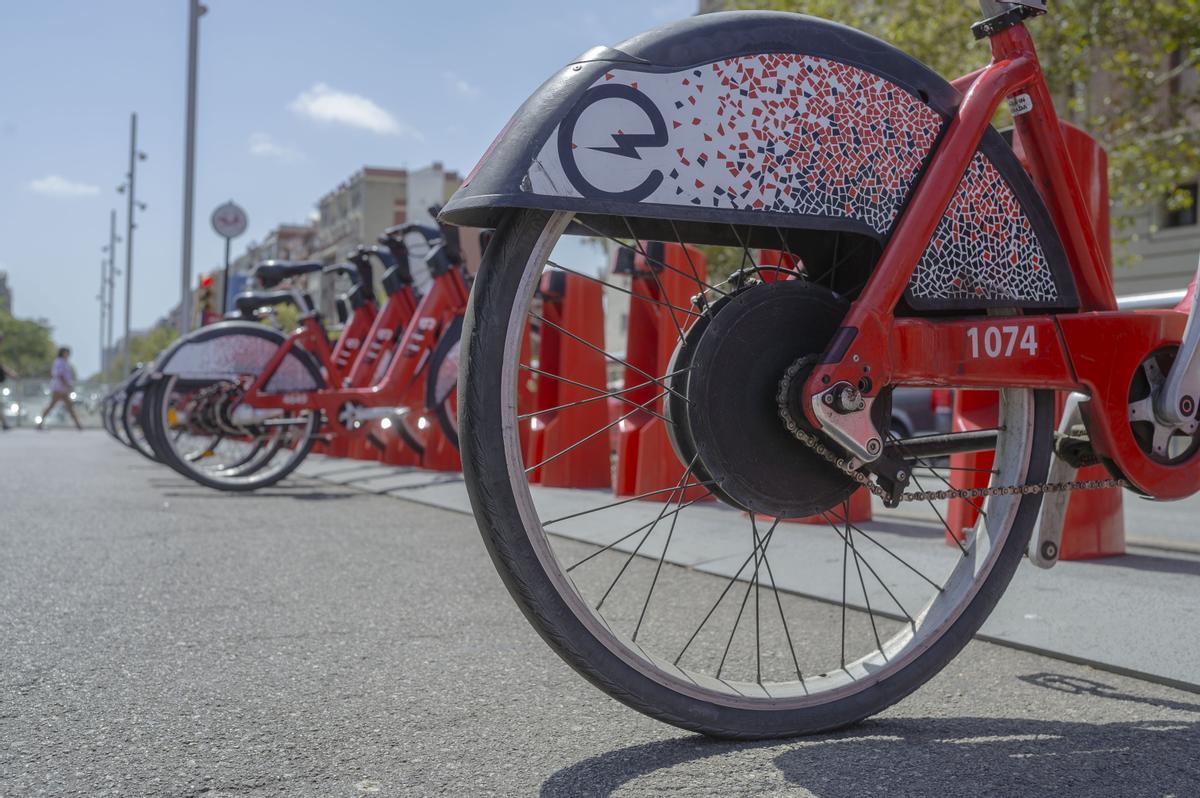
<box><xmin>100</xmin><ymin>212</ymin><xmax>473</xmax><ymax>491</ymax></box>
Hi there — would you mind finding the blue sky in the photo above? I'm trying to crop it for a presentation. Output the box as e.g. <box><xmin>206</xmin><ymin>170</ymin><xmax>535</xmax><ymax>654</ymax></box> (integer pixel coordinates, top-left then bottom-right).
<box><xmin>0</xmin><ymin>0</ymin><xmax>695</xmax><ymax>376</ymax></box>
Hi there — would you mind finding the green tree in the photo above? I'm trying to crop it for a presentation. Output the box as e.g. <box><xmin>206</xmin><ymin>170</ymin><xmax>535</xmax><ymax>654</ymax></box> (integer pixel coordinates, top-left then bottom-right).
<box><xmin>94</xmin><ymin>324</ymin><xmax>179</xmax><ymax>384</ymax></box>
<box><xmin>0</xmin><ymin>311</ymin><xmax>56</xmax><ymax>377</ymax></box>
<box><xmin>717</xmin><ymin>0</ymin><xmax>1200</xmax><ymax>254</ymax></box>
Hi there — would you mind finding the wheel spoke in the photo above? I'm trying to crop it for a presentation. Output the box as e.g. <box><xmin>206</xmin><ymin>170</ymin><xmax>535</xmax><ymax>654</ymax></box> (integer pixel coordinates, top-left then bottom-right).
<box><xmin>573</xmin><ymin>218</ymin><xmax>730</xmax><ymax>297</ymax></box>
<box><xmin>823</xmin><ymin>510</ymin><xmax>944</xmax><ymax>593</ymax></box>
<box><xmin>910</xmin><ymin>469</ymin><xmax>973</xmax><ymax>555</ymax></box>
<box><xmin>543</xmin><ymin>479</ymin><xmax>717</xmax><ymax>527</ymax></box>
<box><xmin>517</xmin><ymin>367</ymin><xmax>688</xmax><ymax>423</ymax></box>
<box><xmin>596</xmin><ymin>459</ymin><xmax>697</xmax><ymax>611</ymax></box>
<box><xmin>759</xmin><ymin>522</ymin><xmax>805</xmax><ymax>687</ymax></box>
<box><xmin>632</xmin><ymin>457</ymin><xmax>699</xmax><ymax>639</ymax></box>
<box><xmin>546</xmin><ymin>259</ymin><xmax>702</xmax><ymax>319</ymax></box>
<box><xmin>620</xmin><ymin>219</ymin><xmax>687</xmax><ymax>344</ymax></box>
<box><xmin>528</xmin><ymin>312</ymin><xmax>690</xmax><ymax>405</ymax></box>
<box><xmin>524</xmin><ymin>390</ymin><xmax>666</xmax><ymax>475</ymax></box>
<box><xmin>667</xmin><ymin>219</ymin><xmax>715</xmax><ymax>307</ymax></box>
<box><xmin>565</xmin><ymin>493</ymin><xmax>712</xmax><ymax>572</ymax></box>
<box><xmin>848</xmin><ymin>522</ymin><xmax>884</xmax><ymax>657</ymax></box>
<box><xmin>675</xmin><ymin>524</ymin><xmax>777</xmax><ymax>667</ymax></box>
<box><xmin>825</xmin><ymin>517</ymin><xmax>917</xmax><ymax>629</ymax></box>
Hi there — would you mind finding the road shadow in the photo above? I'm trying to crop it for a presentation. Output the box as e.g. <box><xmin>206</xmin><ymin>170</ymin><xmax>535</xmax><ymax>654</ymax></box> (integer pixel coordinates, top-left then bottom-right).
<box><xmin>543</xmin><ymin>678</ymin><xmax>1200</xmax><ymax>796</ymax></box>
<box><xmin>1019</xmin><ymin>671</ymin><xmax>1200</xmax><ymax>713</ymax></box>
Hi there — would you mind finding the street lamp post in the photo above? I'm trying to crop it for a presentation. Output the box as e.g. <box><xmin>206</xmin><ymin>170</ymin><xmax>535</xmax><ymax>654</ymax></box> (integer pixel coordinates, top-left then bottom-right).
<box><xmin>119</xmin><ymin>112</ymin><xmax>147</xmax><ymax>378</ymax></box>
<box><xmin>97</xmin><ymin>258</ymin><xmax>105</xmax><ymax>376</ymax></box>
<box><xmin>179</xmin><ymin>0</ymin><xmax>206</xmax><ymax>334</ymax></box>
<box><xmin>100</xmin><ymin>209</ymin><xmax>120</xmax><ymax>376</ymax></box>
<box><xmin>106</xmin><ymin>209</ymin><xmax>119</xmax><ymax>373</ymax></box>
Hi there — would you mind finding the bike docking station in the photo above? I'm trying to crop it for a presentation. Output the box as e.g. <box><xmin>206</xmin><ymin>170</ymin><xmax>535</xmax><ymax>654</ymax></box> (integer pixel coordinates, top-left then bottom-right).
<box><xmin>948</xmin><ymin>118</ymin><xmax>1124</xmax><ymax>560</ymax></box>
<box><xmin>523</xmin><ymin>269</ymin><xmax>611</xmax><ymax>488</ymax></box>
<box><xmin>612</xmin><ymin>242</ymin><xmax>712</xmax><ymax>502</ymax></box>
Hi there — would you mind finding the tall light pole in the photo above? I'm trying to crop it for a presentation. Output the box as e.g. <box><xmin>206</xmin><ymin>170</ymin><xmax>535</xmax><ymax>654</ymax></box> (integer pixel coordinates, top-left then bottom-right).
<box><xmin>179</xmin><ymin>0</ymin><xmax>206</xmax><ymax>334</ymax></box>
<box><xmin>100</xmin><ymin>209</ymin><xmax>120</xmax><ymax>376</ymax></box>
<box><xmin>106</xmin><ymin>209</ymin><xmax>119</xmax><ymax>373</ymax></box>
<box><xmin>118</xmin><ymin>112</ymin><xmax>147</xmax><ymax>378</ymax></box>
<box><xmin>97</xmin><ymin>258</ymin><xmax>106</xmax><ymax>377</ymax></box>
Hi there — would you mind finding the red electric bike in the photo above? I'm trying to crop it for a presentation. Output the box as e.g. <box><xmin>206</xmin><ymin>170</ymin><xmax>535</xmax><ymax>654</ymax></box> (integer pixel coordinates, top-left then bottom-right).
<box><xmin>142</xmin><ymin>220</ymin><xmax>468</xmax><ymax>491</ymax></box>
<box><xmin>140</xmin><ymin>257</ymin><xmax>384</xmax><ymax>489</ymax></box>
<box><xmin>445</xmin><ymin>1</ymin><xmax>1200</xmax><ymax>737</ymax></box>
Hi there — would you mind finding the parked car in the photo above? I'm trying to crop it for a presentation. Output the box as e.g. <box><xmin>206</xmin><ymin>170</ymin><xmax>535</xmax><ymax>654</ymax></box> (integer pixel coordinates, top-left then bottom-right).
<box><xmin>891</xmin><ymin>387</ymin><xmax>953</xmax><ymax>439</ymax></box>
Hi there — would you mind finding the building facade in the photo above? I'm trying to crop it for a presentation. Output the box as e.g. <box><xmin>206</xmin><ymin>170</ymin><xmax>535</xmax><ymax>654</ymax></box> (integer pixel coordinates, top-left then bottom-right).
<box><xmin>312</xmin><ymin>163</ymin><xmax>462</xmax><ymax>298</ymax></box>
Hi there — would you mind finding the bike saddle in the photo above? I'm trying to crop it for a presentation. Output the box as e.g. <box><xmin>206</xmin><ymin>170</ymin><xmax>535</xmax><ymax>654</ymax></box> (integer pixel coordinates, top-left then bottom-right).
<box><xmin>252</xmin><ymin>260</ymin><xmax>324</xmax><ymax>288</ymax></box>
<box><xmin>233</xmin><ymin>289</ymin><xmax>305</xmax><ymax>317</ymax></box>
<box><xmin>375</xmin><ymin>235</ymin><xmax>416</xmax><ymax>290</ymax></box>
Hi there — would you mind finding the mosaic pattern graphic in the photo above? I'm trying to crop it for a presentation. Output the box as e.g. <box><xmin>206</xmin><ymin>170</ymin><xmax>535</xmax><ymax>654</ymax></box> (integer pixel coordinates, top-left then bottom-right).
<box><xmin>525</xmin><ymin>51</ymin><xmax>1058</xmax><ymax>306</ymax></box>
<box><xmin>908</xmin><ymin>152</ymin><xmax>1057</xmax><ymax>304</ymax></box>
<box><xmin>163</xmin><ymin>332</ymin><xmax>321</xmax><ymax>392</ymax></box>
<box><xmin>529</xmin><ymin>54</ymin><xmax>944</xmax><ymax>236</ymax></box>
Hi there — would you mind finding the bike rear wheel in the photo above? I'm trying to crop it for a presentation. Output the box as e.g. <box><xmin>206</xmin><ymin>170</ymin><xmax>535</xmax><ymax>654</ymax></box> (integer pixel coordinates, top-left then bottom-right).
<box><xmin>459</xmin><ymin>209</ymin><xmax>1054</xmax><ymax>738</ymax></box>
<box><xmin>143</xmin><ymin>374</ymin><xmax>320</xmax><ymax>492</ymax></box>
<box><xmin>121</xmin><ymin>384</ymin><xmax>158</xmax><ymax>462</ymax></box>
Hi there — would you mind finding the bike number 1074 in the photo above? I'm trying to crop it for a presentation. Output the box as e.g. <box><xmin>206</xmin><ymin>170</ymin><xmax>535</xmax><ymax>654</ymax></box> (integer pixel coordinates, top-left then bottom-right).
<box><xmin>966</xmin><ymin>325</ymin><xmax>1038</xmax><ymax>359</ymax></box>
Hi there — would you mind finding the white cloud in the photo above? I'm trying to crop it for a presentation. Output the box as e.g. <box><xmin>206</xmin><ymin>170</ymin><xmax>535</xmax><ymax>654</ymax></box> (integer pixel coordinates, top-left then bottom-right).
<box><xmin>443</xmin><ymin>71</ymin><xmax>480</xmax><ymax>98</ymax></box>
<box><xmin>248</xmin><ymin>132</ymin><xmax>302</xmax><ymax>161</ymax></box>
<box><xmin>289</xmin><ymin>82</ymin><xmax>419</xmax><ymax>138</ymax></box>
<box><xmin>29</xmin><ymin>175</ymin><xmax>99</xmax><ymax>197</ymax></box>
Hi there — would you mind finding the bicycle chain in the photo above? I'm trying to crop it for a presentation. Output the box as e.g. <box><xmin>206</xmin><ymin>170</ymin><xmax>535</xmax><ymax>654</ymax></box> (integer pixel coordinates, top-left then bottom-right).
<box><xmin>774</xmin><ymin>360</ymin><xmax>1127</xmax><ymax>503</ymax></box>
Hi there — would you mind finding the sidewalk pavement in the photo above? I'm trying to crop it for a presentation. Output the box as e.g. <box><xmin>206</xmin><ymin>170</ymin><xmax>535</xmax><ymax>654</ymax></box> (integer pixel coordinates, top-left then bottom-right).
<box><xmin>296</xmin><ymin>454</ymin><xmax>1200</xmax><ymax>694</ymax></box>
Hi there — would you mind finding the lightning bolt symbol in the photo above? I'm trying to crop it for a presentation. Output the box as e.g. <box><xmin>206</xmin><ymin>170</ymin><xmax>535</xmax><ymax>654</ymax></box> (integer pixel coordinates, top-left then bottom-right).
<box><xmin>589</xmin><ymin>131</ymin><xmax>661</xmax><ymax>160</ymax></box>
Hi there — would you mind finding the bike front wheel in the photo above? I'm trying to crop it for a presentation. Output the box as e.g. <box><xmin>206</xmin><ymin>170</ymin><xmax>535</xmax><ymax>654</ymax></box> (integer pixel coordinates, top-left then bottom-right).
<box><xmin>459</xmin><ymin>209</ymin><xmax>1054</xmax><ymax>738</ymax></box>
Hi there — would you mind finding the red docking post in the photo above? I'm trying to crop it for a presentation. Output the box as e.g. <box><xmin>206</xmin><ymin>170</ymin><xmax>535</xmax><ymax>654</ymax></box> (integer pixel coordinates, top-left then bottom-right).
<box><xmin>613</xmin><ymin>242</ymin><xmax>709</xmax><ymax>501</ymax></box>
<box><xmin>524</xmin><ymin>270</ymin><xmax>611</xmax><ymax>487</ymax></box>
<box><xmin>420</xmin><ymin>411</ymin><xmax>462</xmax><ymax>472</ymax></box>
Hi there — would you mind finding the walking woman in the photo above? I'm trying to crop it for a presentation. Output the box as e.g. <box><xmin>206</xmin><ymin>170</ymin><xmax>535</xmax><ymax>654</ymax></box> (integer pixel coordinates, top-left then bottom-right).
<box><xmin>37</xmin><ymin>347</ymin><xmax>83</xmax><ymax>430</ymax></box>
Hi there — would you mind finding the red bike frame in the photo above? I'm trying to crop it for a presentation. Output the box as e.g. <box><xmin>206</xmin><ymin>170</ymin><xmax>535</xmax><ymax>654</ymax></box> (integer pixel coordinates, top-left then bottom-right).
<box><xmin>329</xmin><ymin>294</ymin><xmax>379</xmax><ymax>379</ymax></box>
<box><xmin>346</xmin><ymin>282</ymin><xmax>419</xmax><ymax>389</ymax></box>
<box><xmin>804</xmin><ymin>21</ymin><xmax>1196</xmax><ymax>499</ymax></box>
<box><xmin>235</xmin><ymin>267</ymin><xmax>470</xmax><ymax>437</ymax></box>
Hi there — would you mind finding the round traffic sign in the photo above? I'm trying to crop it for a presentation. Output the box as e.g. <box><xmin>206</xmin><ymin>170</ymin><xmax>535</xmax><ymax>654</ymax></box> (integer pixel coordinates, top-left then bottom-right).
<box><xmin>211</xmin><ymin>201</ymin><xmax>248</xmax><ymax>239</ymax></box>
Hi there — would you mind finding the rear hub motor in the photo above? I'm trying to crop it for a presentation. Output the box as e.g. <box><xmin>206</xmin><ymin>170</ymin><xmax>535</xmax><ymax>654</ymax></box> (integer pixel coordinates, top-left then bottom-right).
<box><xmin>667</xmin><ymin>280</ymin><xmax>889</xmax><ymax>519</ymax></box>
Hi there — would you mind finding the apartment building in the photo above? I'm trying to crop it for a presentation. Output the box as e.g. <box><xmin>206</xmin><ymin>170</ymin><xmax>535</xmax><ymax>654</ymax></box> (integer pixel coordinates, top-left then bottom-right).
<box><xmin>312</xmin><ymin>163</ymin><xmax>462</xmax><ymax>296</ymax></box>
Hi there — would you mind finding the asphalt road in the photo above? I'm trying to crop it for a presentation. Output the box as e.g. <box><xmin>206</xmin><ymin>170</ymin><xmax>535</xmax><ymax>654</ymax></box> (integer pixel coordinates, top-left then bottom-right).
<box><xmin>4</xmin><ymin>431</ymin><xmax>1200</xmax><ymax>797</ymax></box>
